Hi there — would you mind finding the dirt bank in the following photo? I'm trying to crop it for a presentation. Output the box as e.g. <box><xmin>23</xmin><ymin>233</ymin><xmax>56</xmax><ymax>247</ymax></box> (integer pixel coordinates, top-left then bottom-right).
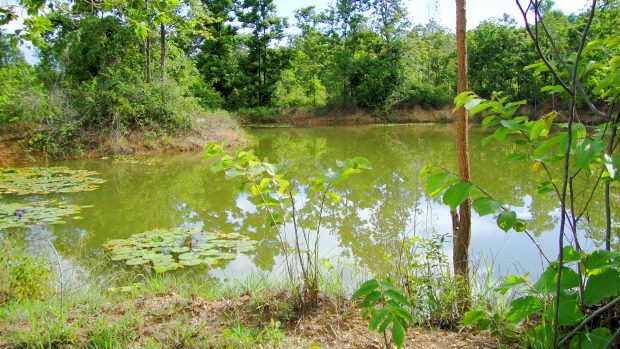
<box><xmin>0</xmin><ymin>113</ymin><xmax>248</xmax><ymax>167</ymax></box>
<box><xmin>283</xmin><ymin>106</ymin><xmax>455</xmax><ymax>127</ymax></box>
<box><xmin>249</xmin><ymin>101</ymin><xmax>610</xmax><ymax>127</ymax></box>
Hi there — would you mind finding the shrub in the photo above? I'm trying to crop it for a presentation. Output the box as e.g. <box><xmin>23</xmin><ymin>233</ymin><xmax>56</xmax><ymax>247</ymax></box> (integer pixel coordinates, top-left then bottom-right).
<box><xmin>0</xmin><ymin>241</ymin><xmax>51</xmax><ymax>305</ymax></box>
<box><xmin>400</xmin><ymin>84</ymin><xmax>452</xmax><ymax>109</ymax></box>
<box><xmin>235</xmin><ymin>107</ymin><xmax>282</xmax><ymax>124</ymax></box>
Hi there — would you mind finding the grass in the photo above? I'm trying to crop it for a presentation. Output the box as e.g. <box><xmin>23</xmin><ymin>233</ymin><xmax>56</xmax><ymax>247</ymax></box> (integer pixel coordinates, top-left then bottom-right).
<box><xmin>0</xmin><ymin>267</ymin><xmax>353</xmax><ymax>348</ymax></box>
<box><xmin>0</xmin><ymin>243</ymin><xmax>509</xmax><ymax>349</ymax></box>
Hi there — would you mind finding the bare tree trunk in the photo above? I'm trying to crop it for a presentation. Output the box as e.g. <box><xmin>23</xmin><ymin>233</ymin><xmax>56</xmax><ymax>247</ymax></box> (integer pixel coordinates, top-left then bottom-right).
<box><xmin>160</xmin><ymin>23</ymin><xmax>166</xmax><ymax>82</ymax></box>
<box><xmin>145</xmin><ymin>0</ymin><xmax>151</xmax><ymax>84</ymax></box>
<box><xmin>454</xmin><ymin>0</ymin><xmax>471</xmax><ymax>312</ymax></box>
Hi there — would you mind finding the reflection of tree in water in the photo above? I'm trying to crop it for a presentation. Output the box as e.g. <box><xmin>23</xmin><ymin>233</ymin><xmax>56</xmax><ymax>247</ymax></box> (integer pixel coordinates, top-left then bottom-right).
<box><xmin>17</xmin><ymin>125</ymin><xmax>613</xmax><ymax>280</ymax></box>
<box><xmin>254</xmin><ymin>125</ymin><xmax>612</xmax><ymax>270</ymax></box>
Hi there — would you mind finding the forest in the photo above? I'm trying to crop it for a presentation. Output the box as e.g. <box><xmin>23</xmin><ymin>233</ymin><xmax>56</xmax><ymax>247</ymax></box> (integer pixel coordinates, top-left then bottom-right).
<box><xmin>0</xmin><ymin>0</ymin><xmax>619</xmax><ymax>348</ymax></box>
<box><xmin>1</xmin><ymin>0</ymin><xmax>617</xmax><ymax>157</ymax></box>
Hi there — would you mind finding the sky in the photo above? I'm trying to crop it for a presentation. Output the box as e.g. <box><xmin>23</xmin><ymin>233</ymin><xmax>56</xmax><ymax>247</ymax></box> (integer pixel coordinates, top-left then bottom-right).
<box><xmin>274</xmin><ymin>0</ymin><xmax>590</xmax><ymax>30</ymax></box>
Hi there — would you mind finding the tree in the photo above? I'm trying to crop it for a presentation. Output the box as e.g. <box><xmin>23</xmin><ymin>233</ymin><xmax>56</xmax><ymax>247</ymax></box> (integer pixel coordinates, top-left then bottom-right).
<box><xmin>453</xmin><ymin>0</ymin><xmax>471</xmax><ymax>312</ymax></box>
<box><xmin>273</xmin><ymin>6</ymin><xmax>330</xmax><ymax>108</ymax></box>
<box><xmin>323</xmin><ymin>0</ymin><xmax>370</xmax><ymax>106</ymax></box>
<box><xmin>468</xmin><ymin>15</ymin><xmax>542</xmax><ymax>102</ymax></box>
<box><xmin>236</xmin><ymin>0</ymin><xmax>288</xmax><ymax>106</ymax></box>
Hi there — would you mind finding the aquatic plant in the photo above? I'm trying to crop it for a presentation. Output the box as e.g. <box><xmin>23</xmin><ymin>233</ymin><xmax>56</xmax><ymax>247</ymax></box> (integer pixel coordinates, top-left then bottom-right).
<box><xmin>103</xmin><ymin>226</ymin><xmax>257</xmax><ymax>272</ymax></box>
<box><xmin>0</xmin><ymin>167</ymin><xmax>105</xmax><ymax>195</ymax></box>
<box><xmin>0</xmin><ymin>201</ymin><xmax>88</xmax><ymax>229</ymax></box>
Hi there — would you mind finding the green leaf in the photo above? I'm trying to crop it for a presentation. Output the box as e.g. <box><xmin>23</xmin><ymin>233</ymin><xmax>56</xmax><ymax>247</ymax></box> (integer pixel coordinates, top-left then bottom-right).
<box><xmin>472</xmin><ymin>197</ymin><xmax>501</xmax><ymax>216</ymax></box>
<box><xmin>464</xmin><ymin>97</ymin><xmax>482</xmax><ymax>111</ymax></box>
<box><xmin>352</xmin><ymin>279</ymin><xmax>380</xmax><ymax>300</ymax></box>
<box><xmin>265</xmin><ymin>212</ymin><xmax>284</xmax><ymax>226</ymax></box>
<box><xmin>475</xmin><ymin>319</ymin><xmax>492</xmax><ymax>331</ymax></box>
<box><xmin>562</xmin><ymin>246</ymin><xmax>582</xmax><ymax>263</ymax></box>
<box><xmin>361</xmin><ymin>290</ymin><xmax>382</xmax><ymax>308</ymax></box>
<box><xmin>391</xmin><ymin>306</ymin><xmax>414</xmax><ymax>324</ymax></box>
<box><xmin>573</xmin><ymin>138</ymin><xmax>605</xmax><ymax>172</ymax></box>
<box><xmin>603</xmin><ymin>154</ymin><xmax>620</xmax><ymax>180</ymax></box>
<box><xmin>513</xmin><ymin>220</ymin><xmax>526</xmax><ymax>232</ymax></box>
<box><xmin>537</xmin><ymin>181</ymin><xmax>555</xmax><ymax>194</ymax></box>
<box><xmin>326</xmin><ymin>192</ymin><xmax>341</xmax><ymax>203</ymax></box>
<box><xmin>541</xmin><ymin>84</ymin><xmax>565</xmax><ymax>94</ymax></box>
<box><xmin>384</xmin><ymin>289</ymin><xmax>410</xmax><ymax>306</ymax></box>
<box><xmin>495</xmin><ymin>274</ymin><xmax>528</xmax><ymax>294</ymax></box>
<box><xmin>462</xmin><ymin>310</ymin><xmax>486</xmax><ymax>326</ymax></box>
<box><xmin>442</xmin><ymin>182</ymin><xmax>474</xmax><ymax>210</ymax></box>
<box><xmin>533</xmin><ymin>133</ymin><xmax>567</xmax><ymax>162</ymax></box>
<box><xmin>391</xmin><ymin>319</ymin><xmax>405</xmax><ymax>348</ymax></box>
<box><xmin>506</xmin><ymin>296</ymin><xmax>543</xmax><ymax>323</ymax></box>
<box><xmin>469</xmin><ymin>102</ymin><xmax>492</xmax><ymax>116</ymax></box>
<box><xmin>531</xmin><ymin>323</ymin><xmax>554</xmax><ymax>349</ymax></box>
<box><xmin>378</xmin><ymin>314</ymin><xmax>392</xmax><ymax>333</ymax></box>
<box><xmin>504</xmin><ymin>153</ymin><xmax>526</xmax><ymax>163</ymax></box>
<box><xmin>569</xmin><ymin>327</ymin><xmax>612</xmax><ymax>349</ymax></box>
<box><xmin>496</xmin><ymin>211</ymin><xmax>517</xmax><ymax>232</ymax></box>
<box><xmin>500</xmin><ymin>119</ymin><xmax>519</xmax><ymax>130</ymax></box>
<box><xmin>545</xmin><ymin>294</ymin><xmax>584</xmax><ymax>326</ymax></box>
<box><xmin>369</xmin><ymin>309</ymin><xmax>390</xmax><ymax>330</ymax></box>
<box><xmin>453</xmin><ymin>91</ymin><xmax>476</xmax><ymax>111</ymax></box>
<box><xmin>203</xmin><ymin>143</ymin><xmax>225</xmax><ymax>160</ymax></box>
<box><xmin>585</xmin><ymin>250</ymin><xmax>620</xmax><ymax>271</ymax></box>
<box><xmin>352</xmin><ymin>156</ymin><xmax>372</xmax><ymax>170</ymax></box>
<box><xmin>425</xmin><ymin>172</ymin><xmax>455</xmax><ymax>197</ymax></box>
<box><xmin>494</xmin><ymin>126</ymin><xmax>510</xmax><ymax>141</ymax></box>
<box><xmin>583</xmin><ymin>269</ymin><xmax>620</xmax><ymax>306</ymax></box>
<box><xmin>533</xmin><ymin>266</ymin><xmax>581</xmax><ymax>293</ymax></box>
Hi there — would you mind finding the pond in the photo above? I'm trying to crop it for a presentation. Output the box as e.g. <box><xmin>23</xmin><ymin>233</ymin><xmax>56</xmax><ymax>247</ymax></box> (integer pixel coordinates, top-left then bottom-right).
<box><xmin>0</xmin><ymin>124</ymin><xmax>611</xmax><ymax>286</ymax></box>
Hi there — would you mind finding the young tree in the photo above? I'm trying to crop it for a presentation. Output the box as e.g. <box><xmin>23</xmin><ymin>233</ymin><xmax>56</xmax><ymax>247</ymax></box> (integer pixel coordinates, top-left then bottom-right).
<box><xmin>453</xmin><ymin>0</ymin><xmax>472</xmax><ymax>311</ymax></box>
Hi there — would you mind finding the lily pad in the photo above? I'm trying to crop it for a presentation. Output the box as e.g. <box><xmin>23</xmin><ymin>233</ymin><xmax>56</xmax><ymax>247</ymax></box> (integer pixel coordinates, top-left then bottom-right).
<box><xmin>179</xmin><ymin>259</ymin><xmax>203</xmax><ymax>266</ymax></box>
<box><xmin>126</xmin><ymin>258</ymin><xmax>149</xmax><ymax>265</ymax></box>
<box><xmin>0</xmin><ymin>167</ymin><xmax>105</xmax><ymax>195</ymax></box>
<box><xmin>0</xmin><ymin>201</ymin><xmax>88</xmax><ymax>230</ymax></box>
<box><xmin>103</xmin><ymin>226</ymin><xmax>257</xmax><ymax>272</ymax></box>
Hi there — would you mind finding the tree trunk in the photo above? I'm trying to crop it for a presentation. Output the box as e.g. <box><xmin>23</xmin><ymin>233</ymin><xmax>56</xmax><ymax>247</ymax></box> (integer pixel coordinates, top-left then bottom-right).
<box><xmin>160</xmin><ymin>23</ymin><xmax>166</xmax><ymax>82</ymax></box>
<box><xmin>605</xmin><ymin>113</ymin><xmax>618</xmax><ymax>251</ymax></box>
<box><xmin>145</xmin><ymin>0</ymin><xmax>151</xmax><ymax>84</ymax></box>
<box><xmin>454</xmin><ymin>0</ymin><xmax>471</xmax><ymax>313</ymax></box>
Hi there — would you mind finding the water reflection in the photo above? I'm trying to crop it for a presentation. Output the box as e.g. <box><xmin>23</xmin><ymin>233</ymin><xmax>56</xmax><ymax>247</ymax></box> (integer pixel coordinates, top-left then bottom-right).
<box><xmin>3</xmin><ymin>124</ymin><xmax>616</xmax><ymax>282</ymax></box>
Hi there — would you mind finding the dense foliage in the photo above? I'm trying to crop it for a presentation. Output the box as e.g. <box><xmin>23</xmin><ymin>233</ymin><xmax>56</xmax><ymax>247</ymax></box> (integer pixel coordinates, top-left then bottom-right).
<box><xmin>3</xmin><ymin>0</ymin><xmax>615</xmax><ymax>129</ymax></box>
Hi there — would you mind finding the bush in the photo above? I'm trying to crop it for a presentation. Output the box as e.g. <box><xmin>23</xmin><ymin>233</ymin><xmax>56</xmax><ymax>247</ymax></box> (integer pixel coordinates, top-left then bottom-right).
<box><xmin>0</xmin><ymin>241</ymin><xmax>51</xmax><ymax>305</ymax></box>
<box><xmin>235</xmin><ymin>107</ymin><xmax>282</xmax><ymax>124</ymax></box>
<box><xmin>401</xmin><ymin>84</ymin><xmax>453</xmax><ymax>109</ymax></box>
<box><xmin>64</xmin><ymin>16</ymin><xmax>199</xmax><ymax>132</ymax></box>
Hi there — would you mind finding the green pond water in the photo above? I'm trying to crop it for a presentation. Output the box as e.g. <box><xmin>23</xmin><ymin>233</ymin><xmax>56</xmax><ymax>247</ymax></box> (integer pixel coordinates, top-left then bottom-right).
<box><xmin>1</xmin><ymin>124</ymin><xmax>613</xmax><ymax>284</ymax></box>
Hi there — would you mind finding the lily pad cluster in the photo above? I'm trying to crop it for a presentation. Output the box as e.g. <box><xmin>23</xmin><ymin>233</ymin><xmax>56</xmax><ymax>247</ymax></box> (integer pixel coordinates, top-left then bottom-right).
<box><xmin>103</xmin><ymin>226</ymin><xmax>257</xmax><ymax>272</ymax></box>
<box><xmin>0</xmin><ymin>167</ymin><xmax>106</xmax><ymax>195</ymax></box>
<box><xmin>0</xmin><ymin>201</ymin><xmax>88</xmax><ymax>230</ymax></box>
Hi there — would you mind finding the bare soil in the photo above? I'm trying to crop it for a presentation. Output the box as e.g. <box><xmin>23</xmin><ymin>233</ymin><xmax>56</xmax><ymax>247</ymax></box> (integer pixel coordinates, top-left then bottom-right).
<box><xmin>0</xmin><ymin>293</ymin><xmax>510</xmax><ymax>348</ymax></box>
<box><xmin>283</xmin><ymin>106</ymin><xmax>455</xmax><ymax>127</ymax></box>
<box><xmin>0</xmin><ymin>113</ymin><xmax>249</xmax><ymax>167</ymax></box>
